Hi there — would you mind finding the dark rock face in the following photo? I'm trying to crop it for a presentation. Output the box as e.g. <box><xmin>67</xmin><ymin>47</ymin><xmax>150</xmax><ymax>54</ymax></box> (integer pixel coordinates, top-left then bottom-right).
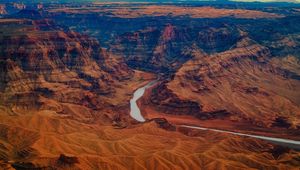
<box><xmin>57</xmin><ymin>154</ymin><xmax>79</xmax><ymax>165</ymax></box>
<box><xmin>151</xmin><ymin>118</ymin><xmax>176</xmax><ymax>131</ymax></box>
<box><xmin>10</xmin><ymin>154</ymin><xmax>79</xmax><ymax>170</ymax></box>
<box><xmin>272</xmin><ymin>117</ymin><xmax>292</xmax><ymax>128</ymax></box>
<box><xmin>12</xmin><ymin>162</ymin><xmax>46</xmax><ymax>170</ymax></box>
<box><xmin>269</xmin><ymin>145</ymin><xmax>291</xmax><ymax>159</ymax></box>
<box><xmin>149</xmin><ymin>83</ymin><xmax>201</xmax><ymax>115</ymax></box>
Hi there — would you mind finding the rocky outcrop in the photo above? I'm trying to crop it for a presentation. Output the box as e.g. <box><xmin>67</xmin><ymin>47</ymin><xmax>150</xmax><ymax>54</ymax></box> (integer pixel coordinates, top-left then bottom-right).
<box><xmin>149</xmin><ymin>37</ymin><xmax>300</xmax><ymax>128</ymax></box>
<box><xmin>57</xmin><ymin>154</ymin><xmax>79</xmax><ymax>166</ymax></box>
<box><xmin>0</xmin><ymin>5</ymin><xmax>7</xmax><ymax>15</ymax></box>
<box><xmin>111</xmin><ymin>24</ymin><xmax>241</xmax><ymax>73</ymax></box>
<box><xmin>150</xmin><ymin>118</ymin><xmax>176</xmax><ymax>131</ymax></box>
<box><xmin>149</xmin><ymin>83</ymin><xmax>201</xmax><ymax>115</ymax></box>
<box><xmin>0</xmin><ymin>19</ymin><xmax>133</xmax><ymax>110</ymax></box>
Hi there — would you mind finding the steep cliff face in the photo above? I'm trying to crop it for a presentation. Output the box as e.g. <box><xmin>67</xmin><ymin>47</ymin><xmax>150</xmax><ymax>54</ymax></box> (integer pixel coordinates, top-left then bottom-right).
<box><xmin>111</xmin><ymin>24</ymin><xmax>241</xmax><ymax>73</ymax></box>
<box><xmin>149</xmin><ymin>37</ymin><xmax>300</xmax><ymax>129</ymax></box>
<box><xmin>0</xmin><ymin>19</ymin><xmax>133</xmax><ymax>110</ymax></box>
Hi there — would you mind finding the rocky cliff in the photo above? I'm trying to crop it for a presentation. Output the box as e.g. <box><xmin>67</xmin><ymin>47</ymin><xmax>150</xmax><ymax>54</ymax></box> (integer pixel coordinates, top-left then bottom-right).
<box><xmin>149</xmin><ymin>36</ymin><xmax>300</xmax><ymax>130</ymax></box>
<box><xmin>111</xmin><ymin>23</ymin><xmax>241</xmax><ymax>73</ymax></box>
<box><xmin>0</xmin><ymin>19</ymin><xmax>133</xmax><ymax>111</ymax></box>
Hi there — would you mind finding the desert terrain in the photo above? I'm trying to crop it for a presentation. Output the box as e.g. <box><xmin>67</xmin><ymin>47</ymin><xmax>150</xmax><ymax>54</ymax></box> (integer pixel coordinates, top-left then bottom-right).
<box><xmin>0</xmin><ymin>1</ymin><xmax>299</xmax><ymax>169</ymax></box>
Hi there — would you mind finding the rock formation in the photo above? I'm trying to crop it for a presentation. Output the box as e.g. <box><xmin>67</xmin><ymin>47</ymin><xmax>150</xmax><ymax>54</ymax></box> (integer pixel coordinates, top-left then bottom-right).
<box><xmin>0</xmin><ymin>19</ymin><xmax>133</xmax><ymax>112</ymax></box>
<box><xmin>148</xmin><ymin>36</ymin><xmax>300</xmax><ymax>133</ymax></box>
<box><xmin>0</xmin><ymin>2</ymin><xmax>299</xmax><ymax>169</ymax></box>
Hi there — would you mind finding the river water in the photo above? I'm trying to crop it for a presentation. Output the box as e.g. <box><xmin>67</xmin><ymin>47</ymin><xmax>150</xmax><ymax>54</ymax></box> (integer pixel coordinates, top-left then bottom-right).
<box><xmin>180</xmin><ymin>125</ymin><xmax>300</xmax><ymax>150</ymax></box>
<box><xmin>130</xmin><ymin>80</ymin><xmax>157</xmax><ymax>122</ymax></box>
<box><xmin>129</xmin><ymin>81</ymin><xmax>300</xmax><ymax>150</ymax></box>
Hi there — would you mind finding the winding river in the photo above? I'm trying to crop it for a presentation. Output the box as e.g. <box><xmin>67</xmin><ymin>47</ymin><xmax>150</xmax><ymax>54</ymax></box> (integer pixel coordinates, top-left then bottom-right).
<box><xmin>130</xmin><ymin>80</ymin><xmax>157</xmax><ymax>122</ymax></box>
<box><xmin>130</xmin><ymin>81</ymin><xmax>300</xmax><ymax>149</ymax></box>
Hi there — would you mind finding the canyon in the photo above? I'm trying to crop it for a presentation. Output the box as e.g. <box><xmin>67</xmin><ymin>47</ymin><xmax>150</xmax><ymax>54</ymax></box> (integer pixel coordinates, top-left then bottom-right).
<box><xmin>131</xmin><ymin>81</ymin><xmax>300</xmax><ymax>149</ymax></box>
<box><xmin>0</xmin><ymin>1</ymin><xmax>299</xmax><ymax>169</ymax></box>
